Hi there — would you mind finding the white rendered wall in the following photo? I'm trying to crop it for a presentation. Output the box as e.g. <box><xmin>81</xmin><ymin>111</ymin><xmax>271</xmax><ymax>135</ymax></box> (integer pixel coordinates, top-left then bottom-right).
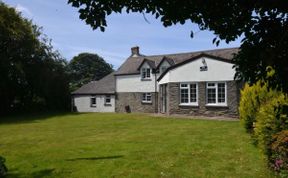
<box><xmin>73</xmin><ymin>95</ymin><xmax>115</xmax><ymax>112</ymax></box>
<box><xmin>159</xmin><ymin>60</ymin><xmax>171</xmax><ymax>74</ymax></box>
<box><xmin>116</xmin><ymin>62</ymin><xmax>158</xmax><ymax>92</ymax></box>
<box><xmin>159</xmin><ymin>57</ymin><xmax>235</xmax><ymax>84</ymax></box>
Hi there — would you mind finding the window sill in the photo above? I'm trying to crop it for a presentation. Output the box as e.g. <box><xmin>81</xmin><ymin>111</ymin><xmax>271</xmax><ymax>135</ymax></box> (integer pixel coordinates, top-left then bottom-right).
<box><xmin>179</xmin><ymin>103</ymin><xmax>198</xmax><ymax>107</ymax></box>
<box><xmin>104</xmin><ymin>103</ymin><xmax>112</xmax><ymax>106</ymax></box>
<box><xmin>205</xmin><ymin>104</ymin><xmax>228</xmax><ymax>107</ymax></box>
<box><xmin>141</xmin><ymin>78</ymin><xmax>152</xmax><ymax>81</ymax></box>
<box><xmin>142</xmin><ymin>101</ymin><xmax>152</xmax><ymax>104</ymax></box>
<box><xmin>90</xmin><ymin>105</ymin><xmax>96</xmax><ymax>108</ymax></box>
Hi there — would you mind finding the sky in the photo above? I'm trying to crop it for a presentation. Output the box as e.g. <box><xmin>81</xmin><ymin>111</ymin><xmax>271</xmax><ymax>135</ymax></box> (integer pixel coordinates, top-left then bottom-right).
<box><xmin>4</xmin><ymin>0</ymin><xmax>242</xmax><ymax>69</ymax></box>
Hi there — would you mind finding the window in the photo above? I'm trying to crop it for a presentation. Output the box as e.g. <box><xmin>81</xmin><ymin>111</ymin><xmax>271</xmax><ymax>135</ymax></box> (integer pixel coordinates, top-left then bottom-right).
<box><xmin>142</xmin><ymin>93</ymin><xmax>152</xmax><ymax>103</ymax></box>
<box><xmin>105</xmin><ymin>95</ymin><xmax>111</xmax><ymax>105</ymax></box>
<box><xmin>180</xmin><ymin>83</ymin><xmax>198</xmax><ymax>105</ymax></box>
<box><xmin>90</xmin><ymin>97</ymin><xmax>96</xmax><ymax>107</ymax></box>
<box><xmin>141</xmin><ymin>68</ymin><xmax>151</xmax><ymax>79</ymax></box>
<box><xmin>206</xmin><ymin>82</ymin><xmax>226</xmax><ymax>105</ymax></box>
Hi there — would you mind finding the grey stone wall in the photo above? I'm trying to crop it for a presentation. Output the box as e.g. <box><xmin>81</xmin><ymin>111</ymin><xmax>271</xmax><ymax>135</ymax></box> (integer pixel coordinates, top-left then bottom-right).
<box><xmin>116</xmin><ymin>92</ymin><xmax>158</xmax><ymax>113</ymax></box>
<box><xmin>166</xmin><ymin>81</ymin><xmax>240</xmax><ymax>117</ymax></box>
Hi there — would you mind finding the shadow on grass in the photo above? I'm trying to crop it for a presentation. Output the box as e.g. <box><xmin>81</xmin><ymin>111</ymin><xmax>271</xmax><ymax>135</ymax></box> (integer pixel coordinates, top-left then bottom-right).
<box><xmin>66</xmin><ymin>155</ymin><xmax>124</xmax><ymax>161</ymax></box>
<box><xmin>6</xmin><ymin>168</ymin><xmax>55</xmax><ymax>178</ymax></box>
<box><xmin>0</xmin><ymin>112</ymin><xmax>85</xmax><ymax>125</ymax></box>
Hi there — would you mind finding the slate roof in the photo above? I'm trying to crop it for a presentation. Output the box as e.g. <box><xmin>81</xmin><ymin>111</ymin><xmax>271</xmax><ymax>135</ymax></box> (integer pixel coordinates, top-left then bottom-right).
<box><xmin>72</xmin><ymin>72</ymin><xmax>115</xmax><ymax>95</ymax></box>
<box><xmin>114</xmin><ymin>47</ymin><xmax>239</xmax><ymax>75</ymax></box>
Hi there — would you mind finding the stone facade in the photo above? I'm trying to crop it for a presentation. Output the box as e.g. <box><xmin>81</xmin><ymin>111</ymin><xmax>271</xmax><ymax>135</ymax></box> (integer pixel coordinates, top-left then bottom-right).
<box><xmin>116</xmin><ymin>92</ymin><xmax>158</xmax><ymax>113</ymax></box>
<box><xmin>161</xmin><ymin>81</ymin><xmax>240</xmax><ymax>117</ymax></box>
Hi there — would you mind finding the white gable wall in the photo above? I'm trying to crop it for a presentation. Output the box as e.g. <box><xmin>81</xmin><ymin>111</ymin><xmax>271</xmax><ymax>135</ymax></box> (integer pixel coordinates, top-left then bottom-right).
<box><xmin>116</xmin><ymin>61</ymin><xmax>158</xmax><ymax>92</ymax></box>
<box><xmin>116</xmin><ymin>74</ymin><xmax>157</xmax><ymax>92</ymax></box>
<box><xmin>159</xmin><ymin>60</ymin><xmax>171</xmax><ymax>74</ymax></box>
<box><xmin>73</xmin><ymin>95</ymin><xmax>115</xmax><ymax>112</ymax></box>
<box><xmin>159</xmin><ymin>57</ymin><xmax>235</xmax><ymax>84</ymax></box>
<box><xmin>160</xmin><ymin>60</ymin><xmax>171</xmax><ymax>68</ymax></box>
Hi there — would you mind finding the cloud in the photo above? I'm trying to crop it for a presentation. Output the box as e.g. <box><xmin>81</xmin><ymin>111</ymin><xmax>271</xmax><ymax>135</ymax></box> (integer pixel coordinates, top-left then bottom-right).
<box><xmin>15</xmin><ymin>4</ymin><xmax>33</xmax><ymax>17</ymax></box>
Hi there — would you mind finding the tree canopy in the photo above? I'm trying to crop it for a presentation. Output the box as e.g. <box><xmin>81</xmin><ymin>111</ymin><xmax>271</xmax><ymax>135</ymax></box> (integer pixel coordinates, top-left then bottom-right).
<box><xmin>68</xmin><ymin>53</ymin><xmax>113</xmax><ymax>91</ymax></box>
<box><xmin>0</xmin><ymin>2</ymin><xmax>70</xmax><ymax>115</ymax></box>
<box><xmin>68</xmin><ymin>0</ymin><xmax>288</xmax><ymax>92</ymax></box>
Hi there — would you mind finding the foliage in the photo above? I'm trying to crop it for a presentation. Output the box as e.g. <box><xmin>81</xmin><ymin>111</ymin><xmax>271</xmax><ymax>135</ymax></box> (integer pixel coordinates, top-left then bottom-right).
<box><xmin>68</xmin><ymin>53</ymin><xmax>113</xmax><ymax>91</ymax></box>
<box><xmin>239</xmin><ymin>67</ymin><xmax>288</xmax><ymax>174</ymax></box>
<box><xmin>0</xmin><ymin>156</ymin><xmax>7</xmax><ymax>177</ymax></box>
<box><xmin>239</xmin><ymin>82</ymin><xmax>267</xmax><ymax>133</ymax></box>
<box><xmin>0</xmin><ymin>113</ymin><xmax>274</xmax><ymax>177</ymax></box>
<box><xmin>67</xmin><ymin>0</ymin><xmax>288</xmax><ymax>92</ymax></box>
<box><xmin>254</xmin><ymin>93</ymin><xmax>288</xmax><ymax>154</ymax></box>
<box><xmin>270</xmin><ymin>130</ymin><xmax>288</xmax><ymax>177</ymax></box>
<box><xmin>239</xmin><ymin>67</ymin><xmax>282</xmax><ymax>133</ymax></box>
<box><xmin>0</xmin><ymin>2</ymin><xmax>70</xmax><ymax>115</ymax></box>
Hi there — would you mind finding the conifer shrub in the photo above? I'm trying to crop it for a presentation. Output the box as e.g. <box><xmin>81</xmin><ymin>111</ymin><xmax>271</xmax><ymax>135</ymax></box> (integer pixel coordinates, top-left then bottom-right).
<box><xmin>254</xmin><ymin>93</ymin><xmax>288</xmax><ymax>154</ymax></box>
<box><xmin>239</xmin><ymin>80</ymin><xmax>278</xmax><ymax>133</ymax></box>
<box><xmin>239</xmin><ymin>67</ymin><xmax>288</xmax><ymax>175</ymax></box>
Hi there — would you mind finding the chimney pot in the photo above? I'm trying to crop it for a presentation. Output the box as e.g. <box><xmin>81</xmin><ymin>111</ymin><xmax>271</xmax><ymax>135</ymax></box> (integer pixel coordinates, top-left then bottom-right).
<box><xmin>131</xmin><ymin>46</ymin><xmax>140</xmax><ymax>57</ymax></box>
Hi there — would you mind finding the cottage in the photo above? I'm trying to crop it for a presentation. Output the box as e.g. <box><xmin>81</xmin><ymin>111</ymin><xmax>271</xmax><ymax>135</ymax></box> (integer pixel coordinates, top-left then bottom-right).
<box><xmin>72</xmin><ymin>46</ymin><xmax>241</xmax><ymax>117</ymax></box>
<box><xmin>72</xmin><ymin>72</ymin><xmax>116</xmax><ymax>112</ymax></box>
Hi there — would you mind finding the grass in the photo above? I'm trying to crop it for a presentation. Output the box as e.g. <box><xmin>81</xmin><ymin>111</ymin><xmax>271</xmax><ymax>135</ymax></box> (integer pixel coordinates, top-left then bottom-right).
<box><xmin>0</xmin><ymin>113</ymin><xmax>275</xmax><ymax>178</ymax></box>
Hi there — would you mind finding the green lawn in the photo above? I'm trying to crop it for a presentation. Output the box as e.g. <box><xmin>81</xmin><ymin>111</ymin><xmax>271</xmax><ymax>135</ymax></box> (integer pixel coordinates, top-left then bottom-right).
<box><xmin>0</xmin><ymin>113</ymin><xmax>275</xmax><ymax>178</ymax></box>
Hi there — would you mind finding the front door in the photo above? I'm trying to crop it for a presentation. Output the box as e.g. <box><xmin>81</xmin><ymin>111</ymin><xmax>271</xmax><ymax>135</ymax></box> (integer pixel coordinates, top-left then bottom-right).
<box><xmin>161</xmin><ymin>84</ymin><xmax>167</xmax><ymax>113</ymax></box>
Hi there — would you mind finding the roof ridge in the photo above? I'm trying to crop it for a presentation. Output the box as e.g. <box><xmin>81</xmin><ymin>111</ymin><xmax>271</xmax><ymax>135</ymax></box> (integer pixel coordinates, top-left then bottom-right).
<box><xmin>144</xmin><ymin>47</ymin><xmax>239</xmax><ymax>58</ymax></box>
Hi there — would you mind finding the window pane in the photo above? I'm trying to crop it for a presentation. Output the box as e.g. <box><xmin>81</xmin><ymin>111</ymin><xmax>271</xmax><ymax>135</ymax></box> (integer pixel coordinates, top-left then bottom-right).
<box><xmin>207</xmin><ymin>88</ymin><xmax>216</xmax><ymax>103</ymax></box>
<box><xmin>91</xmin><ymin>97</ymin><xmax>96</xmax><ymax>106</ymax></box>
<box><xmin>147</xmin><ymin>94</ymin><xmax>151</xmax><ymax>101</ymax></box>
<box><xmin>105</xmin><ymin>95</ymin><xmax>111</xmax><ymax>103</ymax></box>
<box><xmin>141</xmin><ymin>68</ymin><xmax>146</xmax><ymax>78</ymax></box>
<box><xmin>218</xmin><ymin>83</ymin><xmax>225</xmax><ymax>103</ymax></box>
<box><xmin>146</xmin><ymin>69</ymin><xmax>150</xmax><ymax>78</ymax></box>
<box><xmin>180</xmin><ymin>84</ymin><xmax>188</xmax><ymax>88</ymax></box>
<box><xmin>208</xmin><ymin>83</ymin><xmax>215</xmax><ymax>87</ymax></box>
<box><xmin>190</xmin><ymin>84</ymin><xmax>197</xmax><ymax>102</ymax></box>
<box><xmin>142</xmin><ymin>93</ymin><xmax>146</xmax><ymax>101</ymax></box>
<box><xmin>180</xmin><ymin>88</ymin><xmax>189</xmax><ymax>103</ymax></box>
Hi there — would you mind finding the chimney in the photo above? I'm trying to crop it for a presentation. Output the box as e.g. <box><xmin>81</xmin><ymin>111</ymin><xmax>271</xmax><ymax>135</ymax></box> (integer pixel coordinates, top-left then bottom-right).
<box><xmin>131</xmin><ymin>46</ymin><xmax>140</xmax><ymax>57</ymax></box>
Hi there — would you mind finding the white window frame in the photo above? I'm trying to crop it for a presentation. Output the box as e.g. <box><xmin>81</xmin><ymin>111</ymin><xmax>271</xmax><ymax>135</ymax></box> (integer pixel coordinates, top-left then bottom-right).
<box><xmin>105</xmin><ymin>95</ymin><xmax>111</xmax><ymax>105</ymax></box>
<box><xmin>206</xmin><ymin>82</ymin><xmax>227</xmax><ymax>106</ymax></box>
<box><xmin>90</xmin><ymin>96</ymin><xmax>96</xmax><ymax>107</ymax></box>
<box><xmin>179</xmin><ymin>83</ymin><xmax>198</xmax><ymax>106</ymax></box>
<box><xmin>142</xmin><ymin>93</ymin><xmax>152</xmax><ymax>103</ymax></box>
<box><xmin>141</xmin><ymin>67</ymin><xmax>151</xmax><ymax>79</ymax></box>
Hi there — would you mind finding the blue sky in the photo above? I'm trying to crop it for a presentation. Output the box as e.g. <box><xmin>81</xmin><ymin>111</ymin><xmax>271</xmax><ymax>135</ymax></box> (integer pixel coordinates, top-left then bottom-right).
<box><xmin>4</xmin><ymin>0</ymin><xmax>241</xmax><ymax>69</ymax></box>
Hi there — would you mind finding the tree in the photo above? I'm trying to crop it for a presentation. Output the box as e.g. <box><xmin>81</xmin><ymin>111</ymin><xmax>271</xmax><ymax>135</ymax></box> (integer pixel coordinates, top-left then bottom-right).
<box><xmin>67</xmin><ymin>0</ymin><xmax>288</xmax><ymax>92</ymax></box>
<box><xmin>68</xmin><ymin>53</ymin><xmax>113</xmax><ymax>91</ymax></box>
<box><xmin>0</xmin><ymin>2</ymin><xmax>70</xmax><ymax>115</ymax></box>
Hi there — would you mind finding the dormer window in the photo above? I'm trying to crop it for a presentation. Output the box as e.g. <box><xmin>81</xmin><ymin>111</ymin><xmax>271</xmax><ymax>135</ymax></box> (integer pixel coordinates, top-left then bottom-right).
<box><xmin>141</xmin><ymin>68</ymin><xmax>151</xmax><ymax>79</ymax></box>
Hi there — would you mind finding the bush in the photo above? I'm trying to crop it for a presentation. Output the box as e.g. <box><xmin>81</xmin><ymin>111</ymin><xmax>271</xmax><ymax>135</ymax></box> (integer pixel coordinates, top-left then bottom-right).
<box><xmin>239</xmin><ymin>80</ymin><xmax>279</xmax><ymax>133</ymax></box>
<box><xmin>239</xmin><ymin>67</ymin><xmax>288</xmax><ymax>174</ymax></box>
<box><xmin>0</xmin><ymin>156</ymin><xmax>7</xmax><ymax>177</ymax></box>
<box><xmin>270</xmin><ymin>130</ymin><xmax>288</xmax><ymax>177</ymax></box>
<box><xmin>254</xmin><ymin>92</ymin><xmax>288</xmax><ymax>153</ymax></box>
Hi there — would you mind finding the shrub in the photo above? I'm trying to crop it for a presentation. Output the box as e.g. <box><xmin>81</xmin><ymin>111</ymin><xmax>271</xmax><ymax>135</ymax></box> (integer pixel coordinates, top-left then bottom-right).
<box><xmin>270</xmin><ymin>130</ymin><xmax>288</xmax><ymax>177</ymax></box>
<box><xmin>0</xmin><ymin>156</ymin><xmax>7</xmax><ymax>177</ymax></box>
<box><xmin>254</xmin><ymin>93</ymin><xmax>288</xmax><ymax>154</ymax></box>
<box><xmin>239</xmin><ymin>80</ymin><xmax>278</xmax><ymax>133</ymax></box>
